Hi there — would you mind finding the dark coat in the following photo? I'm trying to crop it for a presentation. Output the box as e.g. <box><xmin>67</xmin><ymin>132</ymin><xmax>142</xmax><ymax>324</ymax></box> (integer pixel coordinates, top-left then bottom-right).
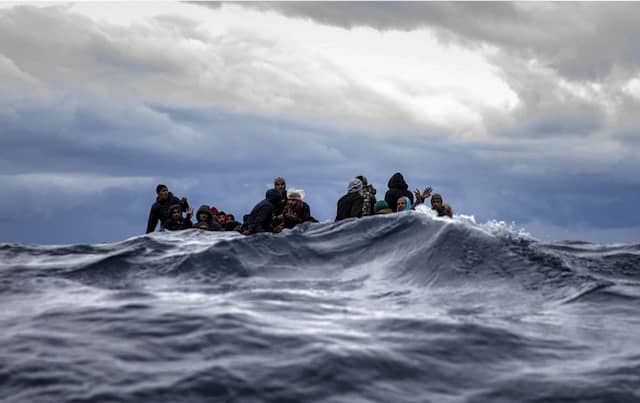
<box><xmin>336</xmin><ymin>192</ymin><xmax>364</xmax><ymax>221</ymax></box>
<box><xmin>384</xmin><ymin>173</ymin><xmax>414</xmax><ymax>212</ymax></box>
<box><xmin>165</xmin><ymin>217</ymin><xmax>193</xmax><ymax>231</ymax></box>
<box><xmin>193</xmin><ymin>205</ymin><xmax>223</xmax><ymax>231</ymax></box>
<box><xmin>247</xmin><ymin>189</ymin><xmax>282</xmax><ymax>234</ymax></box>
<box><xmin>146</xmin><ymin>192</ymin><xmax>189</xmax><ymax>233</ymax></box>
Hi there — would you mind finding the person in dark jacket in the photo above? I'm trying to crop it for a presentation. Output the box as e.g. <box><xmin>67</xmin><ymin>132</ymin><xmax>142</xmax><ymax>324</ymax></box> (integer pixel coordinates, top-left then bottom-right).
<box><xmin>146</xmin><ymin>184</ymin><xmax>189</xmax><ymax>233</ymax></box>
<box><xmin>396</xmin><ymin>196</ymin><xmax>412</xmax><ymax>212</ymax></box>
<box><xmin>336</xmin><ymin>178</ymin><xmax>365</xmax><ymax>221</ymax></box>
<box><xmin>356</xmin><ymin>175</ymin><xmax>376</xmax><ymax>217</ymax></box>
<box><xmin>193</xmin><ymin>205</ymin><xmax>223</xmax><ymax>231</ymax></box>
<box><xmin>247</xmin><ymin>189</ymin><xmax>284</xmax><ymax>234</ymax></box>
<box><xmin>164</xmin><ymin>204</ymin><xmax>193</xmax><ymax>231</ymax></box>
<box><xmin>271</xmin><ymin>177</ymin><xmax>288</xmax><ymax>230</ymax></box>
<box><xmin>384</xmin><ymin>173</ymin><xmax>415</xmax><ymax>213</ymax></box>
<box><xmin>281</xmin><ymin>191</ymin><xmax>312</xmax><ymax>229</ymax></box>
<box><xmin>224</xmin><ymin>214</ymin><xmax>242</xmax><ymax>232</ymax></box>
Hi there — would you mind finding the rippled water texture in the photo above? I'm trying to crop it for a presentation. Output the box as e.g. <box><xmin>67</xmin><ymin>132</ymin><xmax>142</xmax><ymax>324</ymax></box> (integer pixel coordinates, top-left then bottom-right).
<box><xmin>1</xmin><ymin>207</ymin><xmax>639</xmax><ymax>403</ymax></box>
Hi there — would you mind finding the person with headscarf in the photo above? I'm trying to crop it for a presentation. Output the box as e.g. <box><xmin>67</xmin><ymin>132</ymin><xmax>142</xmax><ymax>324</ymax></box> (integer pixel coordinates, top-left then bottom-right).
<box><xmin>282</xmin><ymin>190</ymin><xmax>312</xmax><ymax>229</ymax></box>
<box><xmin>396</xmin><ymin>196</ymin><xmax>412</xmax><ymax>212</ymax></box>
<box><xmin>336</xmin><ymin>178</ymin><xmax>365</xmax><ymax>221</ymax></box>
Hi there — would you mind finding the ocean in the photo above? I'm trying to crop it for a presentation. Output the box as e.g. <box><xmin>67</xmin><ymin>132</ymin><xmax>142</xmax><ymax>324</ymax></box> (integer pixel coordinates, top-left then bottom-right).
<box><xmin>1</xmin><ymin>206</ymin><xmax>639</xmax><ymax>403</ymax></box>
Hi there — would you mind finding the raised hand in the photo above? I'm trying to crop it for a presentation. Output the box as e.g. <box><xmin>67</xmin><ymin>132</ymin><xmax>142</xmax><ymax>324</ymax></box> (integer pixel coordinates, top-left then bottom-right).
<box><xmin>421</xmin><ymin>187</ymin><xmax>432</xmax><ymax>201</ymax></box>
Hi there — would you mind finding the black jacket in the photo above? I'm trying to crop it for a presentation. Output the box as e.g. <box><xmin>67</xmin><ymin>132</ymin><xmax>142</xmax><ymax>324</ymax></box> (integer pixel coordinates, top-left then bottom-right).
<box><xmin>336</xmin><ymin>192</ymin><xmax>364</xmax><ymax>221</ymax></box>
<box><xmin>247</xmin><ymin>189</ymin><xmax>283</xmax><ymax>234</ymax></box>
<box><xmin>384</xmin><ymin>173</ymin><xmax>414</xmax><ymax>212</ymax></box>
<box><xmin>165</xmin><ymin>217</ymin><xmax>193</xmax><ymax>231</ymax></box>
<box><xmin>146</xmin><ymin>192</ymin><xmax>189</xmax><ymax>233</ymax></box>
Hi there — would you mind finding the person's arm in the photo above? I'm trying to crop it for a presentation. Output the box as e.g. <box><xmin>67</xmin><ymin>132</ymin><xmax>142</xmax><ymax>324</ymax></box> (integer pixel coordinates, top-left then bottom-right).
<box><xmin>146</xmin><ymin>206</ymin><xmax>158</xmax><ymax>233</ymax></box>
<box><xmin>180</xmin><ymin>197</ymin><xmax>189</xmax><ymax>212</ymax></box>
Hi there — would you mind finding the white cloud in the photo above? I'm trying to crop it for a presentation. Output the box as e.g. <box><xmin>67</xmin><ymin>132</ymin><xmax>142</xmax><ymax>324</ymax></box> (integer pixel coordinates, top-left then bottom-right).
<box><xmin>0</xmin><ymin>3</ymin><xmax>519</xmax><ymax>138</ymax></box>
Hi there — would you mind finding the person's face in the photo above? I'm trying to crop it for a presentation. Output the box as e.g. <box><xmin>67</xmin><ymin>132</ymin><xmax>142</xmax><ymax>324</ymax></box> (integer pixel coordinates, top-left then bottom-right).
<box><xmin>171</xmin><ymin>210</ymin><xmax>181</xmax><ymax>220</ymax></box>
<box><xmin>198</xmin><ymin>213</ymin><xmax>208</xmax><ymax>221</ymax></box>
<box><xmin>217</xmin><ymin>214</ymin><xmax>226</xmax><ymax>224</ymax></box>
<box><xmin>158</xmin><ymin>188</ymin><xmax>169</xmax><ymax>200</ymax></box>
<box><xmin>287</xmin><ymin>198</ymin><xmax>298</xmax><ymax>207</ymax></box>
<box><xmin>397</xmin><ymin>198</ymin><xmax>406</xmax><ymax>211</ymax></box>
<box><xmin>431</xmin><ymin>199</ymin><xmax>442</xmax><ymax>209</ymax></box>
<box><xmin>275</xmin><ymin>181</ymin><xmax>286</xmax><ymax>192</ymax></box>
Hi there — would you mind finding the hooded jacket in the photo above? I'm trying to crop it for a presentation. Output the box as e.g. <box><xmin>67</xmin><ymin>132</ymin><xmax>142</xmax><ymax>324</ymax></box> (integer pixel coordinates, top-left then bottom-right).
<box><xmin>193</xmin><ymin>205</ymin><xmax>223</xmax><ymax>231</ymax></box>
<box><xmin>247</xmin><ymin>189</ymin><xmax>283</xmax><ymax>234</ymax></box>
<box><xmin>146</xmin><ymin>192</ymin><xmax>189</xmax><ymax>233</ymax></box>
<box><xmin>384</xmin><ymin>173</ymin><xmax>414</xmax><ymax>213</ymax></box>
<box><xmin>336</xmin><ymin>179</ymin><xmax>365</xmax><ymax>221</ymax></box>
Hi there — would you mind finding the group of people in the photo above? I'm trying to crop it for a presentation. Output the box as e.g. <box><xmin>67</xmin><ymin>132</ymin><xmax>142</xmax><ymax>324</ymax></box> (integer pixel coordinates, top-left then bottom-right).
<box><xmin>145</xmin><ymin>173</ymin><xmax>453</xmax><ymax>235</ymax></box>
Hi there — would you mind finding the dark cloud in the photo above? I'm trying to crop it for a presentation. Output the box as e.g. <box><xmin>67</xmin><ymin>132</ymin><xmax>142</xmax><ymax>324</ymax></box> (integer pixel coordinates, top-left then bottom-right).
<box><xmin>1</xmin><ymin>92</ymin><xmax>639</xmax><ymax>244</ymax></box>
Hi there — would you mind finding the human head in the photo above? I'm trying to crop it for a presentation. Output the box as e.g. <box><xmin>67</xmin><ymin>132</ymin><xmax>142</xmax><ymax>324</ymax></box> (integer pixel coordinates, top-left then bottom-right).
<box><xmin>217</xmin><ymin>212</ymin><xmax>227</xmax><ymax>224</ymax></box>
<box><xmin>348</xmin><ymin>178</ymin><xmax>363</xmax><ymax>194</ymax></box>
<box><xmin>397</xmin><ymin>196</ymin><xmax>411</xmax><ymax>212</ymax></box>
<box><xmin>196</xmin><ymin>205</ymin><xmax>212</xmax><ymax>222</ymax></box>
<box><xmin>355</xmin><ymin>175</ymin><xmax>368</xmax><ymax>187</ymax></box>
<box><xmin>266</xmin><ymin>189</ymin><xmax>283</xmax><ymax>206</ymax></box>
<box><xmin>169</xmin><ymin>205</ymin><xmax>182</xmax><ymax>220</ymax></box>
<box><xmin>431</xmin><ymin>193</ymin><xmax>443</xmax><ymax>209</ymax></box>
<box><xmin>156</xmin><ymin>184</ymin><xmax>169</xmax><ymax>200</ymax></box>
<box><xmin>225</xmin><ymin>213</ymin><xmax>235</xmax><ymax>222</ymax></box>
<box><xmin>274</xmin><ymin>177</ymin><xmax>286</xmax><ymax>193</ymax></box>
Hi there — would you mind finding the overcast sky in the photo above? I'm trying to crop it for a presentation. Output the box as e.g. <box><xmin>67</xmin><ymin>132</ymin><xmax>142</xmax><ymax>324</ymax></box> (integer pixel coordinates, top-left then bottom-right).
<box><xmin>1</xmin><ymin>2</ymin><xmax>639</xmax><ymax>245</ymax></box>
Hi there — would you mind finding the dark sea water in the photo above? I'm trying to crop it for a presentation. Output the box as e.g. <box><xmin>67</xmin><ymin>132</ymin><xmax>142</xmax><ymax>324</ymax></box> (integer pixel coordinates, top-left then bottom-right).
<box><xmin>1</xmin><ymin>206</ymin><xmax>639</xmax><ymax>403</ymax></box>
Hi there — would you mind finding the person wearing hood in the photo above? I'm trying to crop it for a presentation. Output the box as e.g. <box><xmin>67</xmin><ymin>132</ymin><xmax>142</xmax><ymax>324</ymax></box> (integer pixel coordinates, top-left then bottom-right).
<box><xmin>396</xmin><ymin>196</ymin><xmax>412</xmax><ymax>212</ymax></box>
<box><xmin>164</xmin><ymin>204</ymin><xmax>193</xmax><ymax>231</ymax></box>
<box><xmin>146</xmin><ymin>184</ymin><xmax>190</xmax><ymax>233</ymax></box>
<box><xmin>384</xmin><ymin>173</ymin><xmax>415</xmax><ymax>213</ymax></box>
<box><xmin>193</xmin><ymin>205</ymin><xmax>223</xmax><ymax>231</ymax></box>
<box><xmin>336</xmin><ymin>178</ymin><xmax>365</xmax><ymax>221</ymax></box>
<box><xmin>247</xmin><ymin>189</ymin><xmax>284</xmax><ymax>234</ymax></box>
<box><xmin>356</xmin><ymin>175</ymin><xmax>377</xmax><ymax>217</ymax></box>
